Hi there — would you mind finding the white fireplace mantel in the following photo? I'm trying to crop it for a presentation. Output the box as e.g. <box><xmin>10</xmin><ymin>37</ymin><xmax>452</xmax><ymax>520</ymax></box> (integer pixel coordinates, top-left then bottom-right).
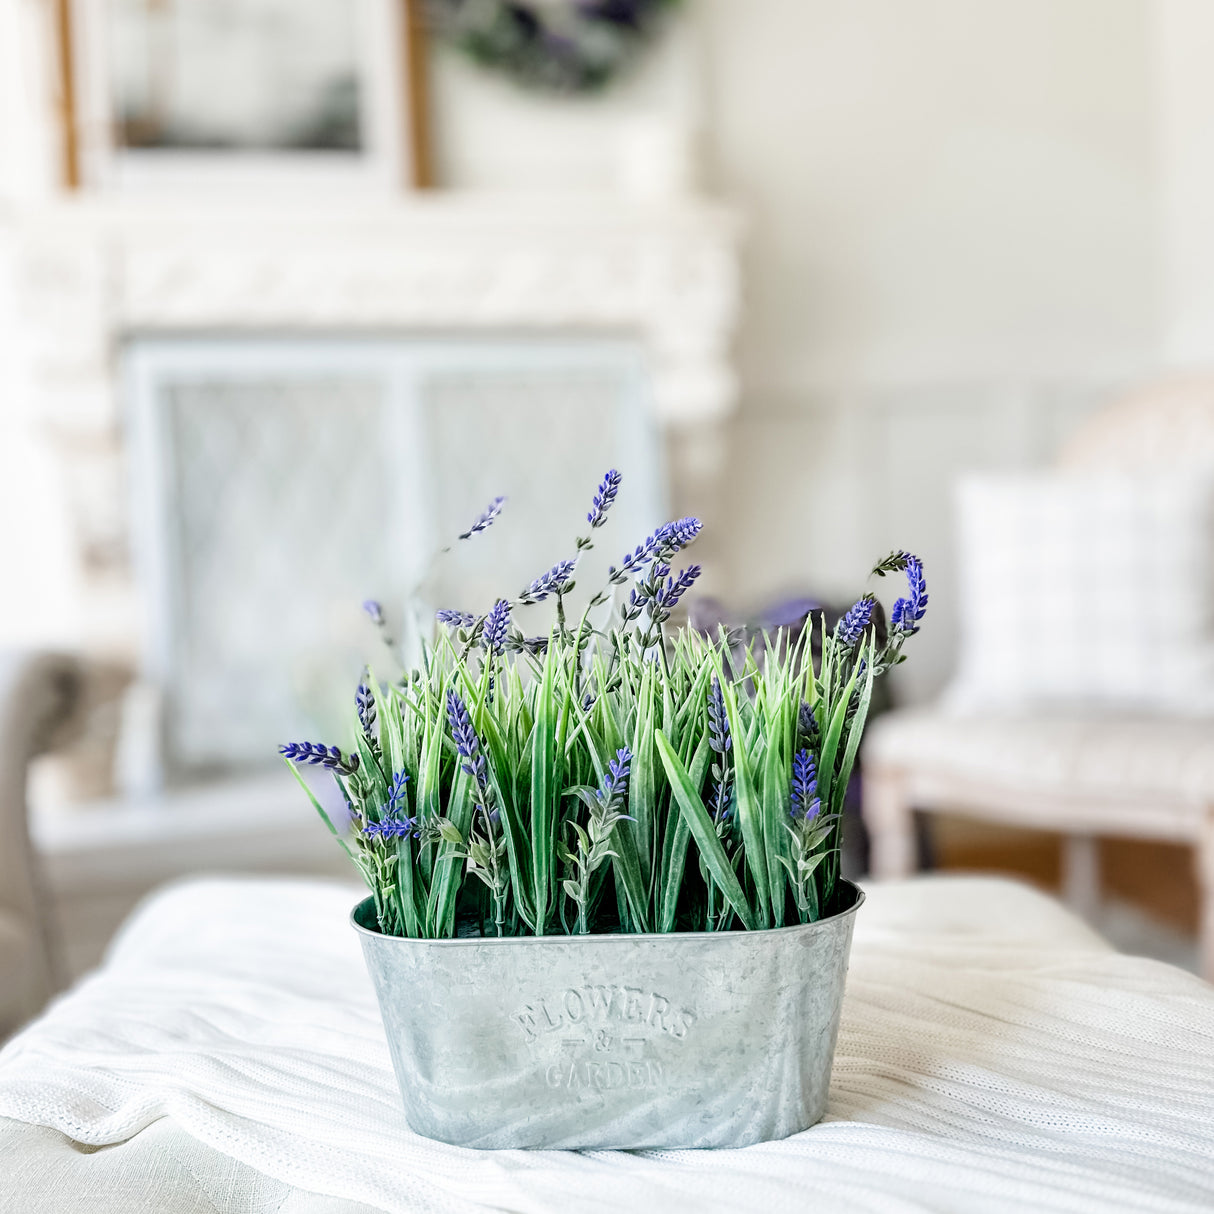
<box><xmin>16</xmin><ymin>192</ymin><xmax>743</xmax><ymax>659</ymax></box>
<box><xmin>20</xmin><ymin>193</ymin><xmax>742</xmax><ymax>428</ymax></box>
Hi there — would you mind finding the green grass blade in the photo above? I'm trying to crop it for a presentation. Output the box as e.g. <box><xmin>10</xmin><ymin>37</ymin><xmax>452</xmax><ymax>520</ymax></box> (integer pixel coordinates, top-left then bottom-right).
<box><xmin>720</xmin><ymin>679</ymin><xmax>771</xmax><ymax>927</ymax></box>
<box><xmin>818</xmin><ymin>652</ymin><xmax>862</xmax><ymax>800</ymax></box>
<box><xmin>426</xmin><ymin>772</ymin><xmax>474</xmax><ymax>938</ymax></box>
<box><xmin>759</xmin><ymin>692</ymin><xmax>790</xmax><ymax>928</ymax></box>
<box><xmin>657</xmin><ymin>732</ymin><xmax>710</xmax><ymax>932</ymax></box>
<box><xmin>629</xmin><ymin>658</ymin><xmax>658</xmax><ymax>894</ymax></box>
<box><xmin>475</xmin><ymin>698</ymin><xmax>536</xmax><ymax>931</ymax></box>
<box><xmin>285</xmin><ymin>759</ymin><xmax>360</xmax><ymax>867</ymax></box>
<box><xmin>832</xmin><ymin>636</ymin><xmax>875</xmax><ymax>816</ymax></box>
<box><xmin>656</xmin><ymin>730</ymin><xmax>756</xmax><ymax>932</ymax></box>
<box><xmin>529</xmin><ymin>645</ymin><xmax>560</xmax><ymax>933</ymax></box>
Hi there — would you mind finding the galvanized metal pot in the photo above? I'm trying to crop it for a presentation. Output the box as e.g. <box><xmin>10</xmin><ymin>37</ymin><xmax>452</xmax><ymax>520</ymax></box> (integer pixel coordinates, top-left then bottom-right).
<box><xmin>352</xmin><ymin>880</ymin><xmax>864</xmax><ymax>1150</ymax></box>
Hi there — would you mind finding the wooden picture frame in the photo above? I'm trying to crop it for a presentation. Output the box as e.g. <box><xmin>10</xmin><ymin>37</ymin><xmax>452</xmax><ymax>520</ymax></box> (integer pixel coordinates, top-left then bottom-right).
<box><xmin>53</xmin><ymin>0</ymin><xmax>432</xmax><ymax>193</ymax></box>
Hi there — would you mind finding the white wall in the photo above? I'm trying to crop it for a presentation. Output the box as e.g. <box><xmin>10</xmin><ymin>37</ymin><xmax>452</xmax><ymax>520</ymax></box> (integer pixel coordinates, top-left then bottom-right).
<box><xmin>701</xmin><ymin>0</ymin><xmax>1157</xmax><ymax>392</ymax></box>
<box><xmin>2</xmin><ymin>0</ymin><xmax>1203</xmax><ymax>702</ymax></box>
<box><xmin>0</xmin><ymin>0</ymin><xmax>81</xmax><ymax>648</ymax></box>
<box><xmin>697</xmin><ymin>0</ymin><xmax>1161</xmax><ymax>697</ymax></box>
<box><xmin>1155</xmin><ymin>0</ymin><xmax>1214</xmax><ymax>364</ymax></box>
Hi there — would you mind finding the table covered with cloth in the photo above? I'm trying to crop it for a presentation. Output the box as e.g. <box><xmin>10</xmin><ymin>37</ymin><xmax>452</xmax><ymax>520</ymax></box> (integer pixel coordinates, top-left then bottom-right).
<box><xmin>0</xmin><ymin>874</ymin><xmax>1212</xmax><ymax>1214</ymax></box>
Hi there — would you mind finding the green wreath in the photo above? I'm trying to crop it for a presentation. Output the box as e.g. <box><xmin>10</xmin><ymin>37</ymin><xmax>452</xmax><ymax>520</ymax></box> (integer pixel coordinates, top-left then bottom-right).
<box><xmin>427</xmin><ymin>0</ymin><xmax>681</xmax><ymax>94</ymax></box>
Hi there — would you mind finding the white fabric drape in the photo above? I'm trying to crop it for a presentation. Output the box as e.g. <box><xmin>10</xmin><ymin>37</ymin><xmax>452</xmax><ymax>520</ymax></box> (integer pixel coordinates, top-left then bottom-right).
<box><xmin>1</xmin><ymin>875</ymin><xmax>1212</xmax><ymax>1214</ymax></box>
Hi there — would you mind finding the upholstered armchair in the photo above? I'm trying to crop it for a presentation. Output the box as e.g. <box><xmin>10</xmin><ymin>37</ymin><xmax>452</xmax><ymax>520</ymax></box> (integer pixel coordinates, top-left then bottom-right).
<box><xmin>0</xmin><ymin>651</ymin><xmax>83</xmax><ymax>1035</ymax></box>
<box><xmin>862</xmin><ymin>378</ymin><xmax>1214</xmax><ymax>979</ymax></box>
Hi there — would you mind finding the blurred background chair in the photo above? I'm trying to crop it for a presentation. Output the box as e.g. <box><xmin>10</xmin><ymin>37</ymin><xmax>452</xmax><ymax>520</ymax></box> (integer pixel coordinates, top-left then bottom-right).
<box><xmin>0</xmin><ymin>651</ymin><xmax>83</xmax><ymax>1035</ymax></box>
<box><xmin>863</xmin><ymin>378</ymin><xmax>1214</xmax><ymax>979</ymax></box>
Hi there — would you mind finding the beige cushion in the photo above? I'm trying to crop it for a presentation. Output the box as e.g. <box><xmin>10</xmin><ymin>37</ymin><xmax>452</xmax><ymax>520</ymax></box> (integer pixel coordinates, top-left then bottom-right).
<box><xmin>948</xmin><ymin>473</ymin><xmax>1214</xmax><ymax>714</ymax></box>
<box><xmin>865</xmin><ymin>709</ymin><xmax>1214</xmax><ymax>829</ymax></box>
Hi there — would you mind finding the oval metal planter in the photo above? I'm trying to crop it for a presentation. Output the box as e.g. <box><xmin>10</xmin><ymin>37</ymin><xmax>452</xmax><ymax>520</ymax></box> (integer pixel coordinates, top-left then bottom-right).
<box><xmin>353</xmin><ymin>879</ymin><xmax>864</xmax><ymax>1150</ymax></box>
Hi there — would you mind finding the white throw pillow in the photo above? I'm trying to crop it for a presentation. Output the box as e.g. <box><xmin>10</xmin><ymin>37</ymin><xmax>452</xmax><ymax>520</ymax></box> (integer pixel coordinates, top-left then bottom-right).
<box><xmin>946</xmin><ymin>473</ymin><xmax>1214</xmax><ymax>715</ymax></box>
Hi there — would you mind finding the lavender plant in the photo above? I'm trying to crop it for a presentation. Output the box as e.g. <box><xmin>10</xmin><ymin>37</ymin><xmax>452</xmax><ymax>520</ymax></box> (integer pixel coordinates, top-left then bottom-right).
<box><xmin>283</xmin><ymin>472</ymin><xmax>926</xmax><ymax>937</ymax></box>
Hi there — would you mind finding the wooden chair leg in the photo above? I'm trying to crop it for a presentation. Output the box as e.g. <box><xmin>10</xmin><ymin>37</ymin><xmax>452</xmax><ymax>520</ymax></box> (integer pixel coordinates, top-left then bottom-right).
<box><xmin>863</xmin><ymin>766</ymin><xmax>917</xmax><ymax>879</ymax></box>
<box><xmin>1061</xmin><ymin>834</ymin><xmax>1101</xmax><ymax>924</ymax></box>
<box><xmin>1197</xmin><ymin>812</ymin><xmax>1214</xmax><ymax>983</ymax></box>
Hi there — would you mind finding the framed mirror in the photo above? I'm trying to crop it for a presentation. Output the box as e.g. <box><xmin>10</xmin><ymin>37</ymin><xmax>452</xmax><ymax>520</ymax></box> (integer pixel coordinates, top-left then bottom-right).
<box><xmin>61</xmin><ymin>0</ymin><xmax>426</xmax><ymax>192</ymax></box>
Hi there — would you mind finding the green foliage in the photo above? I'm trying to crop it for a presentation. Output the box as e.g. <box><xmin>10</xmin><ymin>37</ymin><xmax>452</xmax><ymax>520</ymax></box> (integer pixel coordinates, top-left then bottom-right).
<box><xmin>284</xmin><ymin>480</ymin><xmax>922</xmax><ymax>938</ymax></box>
<box><xmin>289</xmin><ymin>613</ymin><xmax>903</xmax><ymax>938</ymax></box>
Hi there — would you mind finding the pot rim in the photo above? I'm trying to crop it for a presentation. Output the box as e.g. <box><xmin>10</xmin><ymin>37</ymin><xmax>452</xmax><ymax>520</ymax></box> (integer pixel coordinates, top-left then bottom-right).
<box><xmin>350</xmin><ymin>878</ymin><xmax>865</xmax><ymax>946</ymax></box>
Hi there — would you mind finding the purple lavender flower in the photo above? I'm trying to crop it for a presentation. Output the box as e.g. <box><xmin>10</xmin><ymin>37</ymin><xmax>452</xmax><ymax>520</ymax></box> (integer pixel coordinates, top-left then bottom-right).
<box><xmin>458</xmin><ymin>495</ymin><xmax>506</xmax><ymax>541</ymax></box>
<box><xmin>363</xmin><ymin>817</ymin><xmax>417</xmax><ymax>840</ymax></box>
<box><xmin>656</xmin><ymin>517</ymin><xmax>703</xmax><ymax>556</ymax></box>
<box><xmin>482</xmin><ymin>598</ymin><xmax>510</xmax><ymax>656</ymax></box>
<box><xmin>355</xmin><ymin>673</ymin><xmax>376</xmax><ymax>739</ymax></box>
<box><xmin>519</xmin><ymin>558</ymin><xmax>576</xmax><ymax>604</ymax></box>
<box><xmin>600</xmin><ymin>746</ymin><xmax>632</xmax><ymax>814</ymax></box>
<box><xmin>799</xmin><ymin>700</ymin><xmax>819</xmax><ymax>745</ymax></box>
<box><xmin>386</xmin><ymin>769</ymin><xmax>410</xmax><ymax>815</ymax></box>
<box><xmin>581</xmin><ymin>692</ymin><xmax>596</xmax><ymax>713</ymax></box>
<box><xmin>789</xmin><ymin>749</ymin><xmax>821</xmax><ymax>821</ymax></box>
<box><xmin>653</xmin><ymin>565</ymin><xmax>701</xmax><ymax>616</ymax></box>
<box><xmin>891</xmin><ymin>554</ymin><xmax>928</xmax><ymax>636</ymax></box>
<box><xmin>836</xmin><ymin>595</ymin><xmax>875</xmax><ymax>647</ymax></box>
<box><xmin>708</xmin><ymin>676</ymin><xmax>731</xmax><ymax>757</ymax></box>
<box><xmin>608</xmin><ymin>516</ymin><xmax>703</xmax><ymax>582</ymax></box>
<box><xmin>279</xmin><ymin>741</ymin><xmax>360</xmax><ymax>776</ymax></box>
<box><xmin>445</xmin><ymin>689</ymin><xmax>487</xmax><ymax>788</ymax></box>
<box><xmin>611</xmin><ymin>535</ymin><xmax>661</xmax><ymax>581</ymax></box>
<box><xmin>435</xmin><ymin>609</ymin><xmax>478</xmax><ymax>630</ymax></box>
<box><xmin>362</xmin><ymin>600</ymin><xmax>385</xmax><ymax>626</ymax></box>
<box><xmin>587</xmin><ymin>469</ymin><xmax>622</xmax><ymax>529</ymax></box>
<box><xmin>707</xmin><ymin>676</ymin><xmax>733</xmax><ymax>825</ymax></box>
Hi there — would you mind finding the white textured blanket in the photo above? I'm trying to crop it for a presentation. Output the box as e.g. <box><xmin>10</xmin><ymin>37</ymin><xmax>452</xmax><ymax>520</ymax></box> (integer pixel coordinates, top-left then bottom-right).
<box><xmin>0</xmin><ymin>875</ymin><xmax>1212</xmax><ymax>1214</ymax></box>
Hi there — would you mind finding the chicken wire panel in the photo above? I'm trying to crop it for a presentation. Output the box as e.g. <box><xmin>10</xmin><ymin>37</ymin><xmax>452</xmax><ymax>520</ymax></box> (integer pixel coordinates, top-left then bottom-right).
<box><xmin>126</xmin><ymin>337</ymin><xmax>663</xmax><ymax>782</ymax></box>
<box><xmin>414</xmin><ymin>362</ymin><xmax>664</xmax><ymax>633</ymax></box>
<box><xmin>160</xmin><ymin>375</ymin><xmax>406</xmax><ymax>772</ymax></box>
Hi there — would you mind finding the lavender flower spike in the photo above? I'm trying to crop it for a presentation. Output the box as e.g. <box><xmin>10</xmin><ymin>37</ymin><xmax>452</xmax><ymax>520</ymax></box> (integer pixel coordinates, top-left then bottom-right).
<box><xmin>789</xmin><ymin>749</ymin><xmax>821</xmax><ymax>821</ymax></box>
<box><xmin>600</xmin><ymin>746</ymin><xmax>632</xmax><ymax>813</ymax></box>
<box><xmin>891</xmin><ymin>554</ymin><xmax>928</xmax><ymax>636</ymax></box>
<box><xmin>386</xmin><ymin>769</ymin><xmax>410</xmax><ymax>815</ymax></box>
<box><xmin>587</xmin><ymin>469</ymin><xmax>622</xmax><ymax>528</ymax></box>
<box><xmin>608</xmin><ymin>516</ymin><xmax>702</xmax><ymax>582</ymax></box>
<box><xmin>519</xmin><ymin>558</ymin><xmax>576</xmax><ymax>604</ymax></box>
<box><xmin>363</xmin><ymin>817</ymin><xmax>416</xmax><ymax>840</ymax></box>
<box><xmin>656</xmin><ymin>516</ymin><xmax>703</xmax><ymax>557</ymax></box>
<box><xmin>458</xmin><ymin>495</ymin><xmax>506</xmax><ymax>541</ymax></box>
<box><xmin>436</xmin><ymin>609</ymin><xmax>477</xmax><ymax>629</ymax></box>
<box><xmin>654</xmin><ymin>565</ymin><xmax>702</xmax><ymax>615</ymax></box>
<box><xmin>279</xmin><ymin>741</ymin><xmax>359</xmax><ymax>776</ymax></box>
<box><xmin>445</xmin><ymin>689</ymin><xmax>487</xmax><ymax>788</ymax></box>
<box><xmin>362</xmin><ymin>600</ymin><xmax>384</xmax><ymax>626</ymax></box>
<box><xmin>355</xmin><ymin>672</ymin><xmax>376</xmax><ymax>738</ymax></box>
<box><xmin>836</xmin><ymin>595</ymin><xmax>875</xmax><ymax>647</ymax></box>
<box><xmin>482</xmin><ymin>598</ymin><xmax>510</xmax><ymax>656</ymax></box>
<box><xmin>707</xmin><ymin>676</ymin><xmax>731</xmax><ymax>756</ymax></box>
<box><xmin>799</xmin><ymin>700</ymin><xmax>819</xmax><ymax>745</ymax></box>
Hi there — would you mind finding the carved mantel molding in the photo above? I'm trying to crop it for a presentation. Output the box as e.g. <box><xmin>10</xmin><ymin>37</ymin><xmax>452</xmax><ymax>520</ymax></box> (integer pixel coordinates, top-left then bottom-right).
<box><xmin>21</xmin><ymin>195</ymin><xmax>742</xmax><ymax>424</ymax></box>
